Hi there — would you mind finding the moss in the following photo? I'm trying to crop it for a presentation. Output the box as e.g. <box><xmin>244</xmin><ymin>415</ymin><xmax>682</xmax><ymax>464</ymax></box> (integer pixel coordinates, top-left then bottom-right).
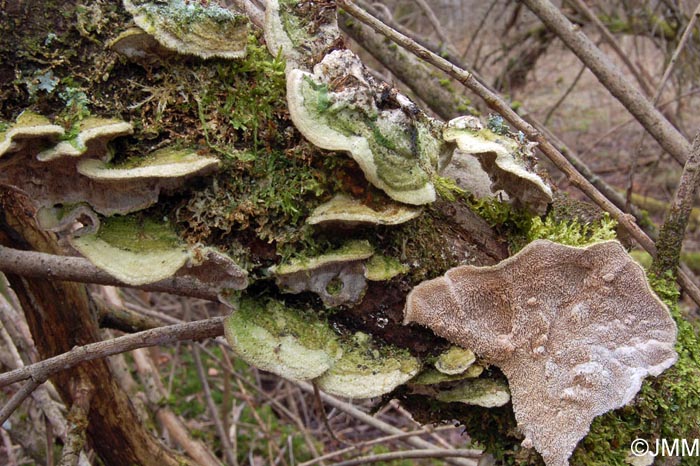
<box><xmin>524</xmin><ymin>213</ymin><xmax>617</xmax><ymax>248</ymax></box>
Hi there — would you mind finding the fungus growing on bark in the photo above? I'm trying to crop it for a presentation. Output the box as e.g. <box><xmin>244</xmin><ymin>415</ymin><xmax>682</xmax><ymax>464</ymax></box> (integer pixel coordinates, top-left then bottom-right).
<box><xmin>108</xmin><ymin>27</ymin><xmax>174</xmax><ymax>64</ymax></box>
<box><xmin>37</xmin><ymin>117</ymin><xmax>133</xmax><ymax>161</ymax></box>
<box><xmin>269</xmin><ymin>240</ymin><xmax>374</xmax><ymax>307</ymax></box>
<box><xmin>363</xmin><ymin>254</ymin><xmax>408</xmax><ymax>281</ymax></box>
<box><xmin>404</xmin><ymin>240</ymin><xmax>677</xmax><ymax>466</ymax></box>
<box><xmin>314</xmin><ymin>332</ymin><xmax>421</xmax><ymax>399</ymax></box>
<box><xmin>0</xmin><ymin>111</ymin><xmax>64</xmax><ymax>156</ymax></box>
<box><xmin>410</xmin><ymin>364</ymin><xmax>484</xmax><ymax>386</ymax></box>
<box><xmin>69</xmin><ymin>215</ymin><xmax>247</xmax><ymax>290</ymax></box>
<box><xmin>264</xmin><ymin>0</ymin><xmax>340</xmax><ymax>71</ymax></box>
<box><xmin>287</xmin><ymin>50</ymin><xmax>451</xmax><ymax>205</ymax></box>
<box><xmin>306</xmin><ymin>194</ymin><xmax>421</xmax><ymax>227</ymax></box>
<box><xmin>123</xmin><ymin>0</ymin><xmax>248</xmax><ymax>59</ymax></box>
<box><xmin>435</xmin><ymin>346</ymin><xmax>477</xmax><ymax>375</ymax></box>
<box><xmin>444</xmin><ymin>116</ymin><xmax>552</xmax><ymax>214</ymax></box>
<box><xmin>224</xmin><ymin>298</ymin><xmax>343</xmax><ymax>381</ymax></box>
<box><xmin>435</xmin><ymin>378</ymin><xmax>511</xmax><ymax>408</ymax></box>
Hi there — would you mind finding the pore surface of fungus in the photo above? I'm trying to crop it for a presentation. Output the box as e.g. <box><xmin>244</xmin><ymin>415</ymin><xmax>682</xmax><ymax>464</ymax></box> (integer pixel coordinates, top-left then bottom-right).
<box><xmin>404</xmin><ymin>240</ymin><xmax>677</xmax><ymax>466</ymax></box>
<box><xmin>287</xmin><ymin>50</ymin><xmax>451</xmax><ymax>205</ymax></box>
<box><xmin>123</xmin><ymin>0</ymin><xmax>248</xmax><ymax>59</ymax></box>
<box><xmin>270</xmin><ymin>240</ymin><xmax>374</xmax><ymax>307</ymax></box>
<box><xmin>224</xmin><ymin>298</ymin><xmax>343</xmax><ymax>381</ymax></box>
<box><xmin>306</xmin><ymin>194</ymin><xmax>422</xmax><ymax>227</ymax></box>
<box><xmin>444</xmin><ymin>116</ymin><xmax>552</xmax><ymax>214</ymax></box>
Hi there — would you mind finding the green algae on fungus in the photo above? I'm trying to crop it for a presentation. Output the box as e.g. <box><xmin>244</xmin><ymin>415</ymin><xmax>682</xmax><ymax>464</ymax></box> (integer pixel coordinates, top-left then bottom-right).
<box><xmin>224</xmin><ymin>298</ymin><xmax>343</xmax><ymax>381</ymax></box>
<box><xmin>270</xmin><ymin>240</ymin><xmax>374</xmax><ymax>307</ymax></box>
<box><xmin>306</xmin><ymin>194</ymin><xmax>422</xmax><ymax>227</ymax></box>
<box><xmin>435</xmin><ymin>378</ymin><xmax>510</xmax><ymax>408</ymax></box>
<box><xmin>77</xmin><ymin>146</ymin><xmax>219</xmax><ymax>180</ymax></box>
<box><xmin>287</xmin><ymin>49</ymin><xmax>451</xmax><ymax>205</ymax></box>
<box><xmin>37</xmin><ymin>117</ymin><xmax>133</xmax><ymax>161</ymax></box>
<box><xmin>409</xmin><ymin>364</ymin><xmax>484</xmax><ymax>386</ymax></box>
<box><xmin>314</xmin><ymin>332</ymin><xmax>421</xmax><ymax>399</ymax></box>
<box><xmin>123</xmin><ymin>0</ymin><xmax>248</xmax><ymax>59</ymax></box>
<box><xmin>444</xmin><ymin>115</ymin><xmax>552</xmax><ymax>214</ymax></box>
<box><xmin>404</xmin><ymin>240</ymin><xmax>677</xmax><ymax>466</ymax></box>
<box><xmin>264</xmin><ymin>0</ymin><xmax>339</xmax><ymax>71</ymax></box>
<box><xmin>364</xmin><ymin>254</ymin><xmax>408</xmax><ymax>281</ymax></box>
<box><xmin>0</xmin><ymin>111</ymin><xmax>64</xmax><ymax>157</ymax></box>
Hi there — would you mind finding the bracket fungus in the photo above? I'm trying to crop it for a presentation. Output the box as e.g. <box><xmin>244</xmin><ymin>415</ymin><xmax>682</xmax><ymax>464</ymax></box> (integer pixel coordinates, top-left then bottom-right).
<box><xmin>123</xmin><ymin>0</ymin><xmax>248</xmax><ymax>59</ymax></box>
<box><xmin>69</xmin><ymin>215</ymin><xmax>247</xmax><ymax>291</ymax></box>
<box><xmin>224</xmin><ymin>298</ymin><xmax>343</xmax><ymax>381</ymax></box>
<box><xmin>287</xmin><ymin>50</ymin><xmax>451</xmax><ymax>205</ymax></box>
<box><xmin>37</xmin><ymin>117</ymin><xmax>133</xmax><ymax>161</ymax></box>
<box><xmin>269</xmin><ymin>240</ymin><xmax>374</xmax><ymax>307</ymax></box>
<box><xmin>444</xmin><ymin>116</ymin><xmax>552</xmax><ymax>214</ymax></box>
<box><xmin>404</xmin><ymin>240</ymin><xmax>677</xmax><ymax>466</ymax></box>
<box><xmin>315</xmin><ymin>332</ymin><xmax>421</xmax><ymax>399</ymax></box>
<box><xmin>264</xmin><ymin>0</ymin><xmax>340</xmax><ymax>71</ymax></box>
<box><xmin>0</xmin><ymin>111</ymin><xmax>64</xmax><ymax>157</ymax></box>
<box><xmin>434</xmin><ymin>378</ymin><xmax>510</xmax><ymax>408</ymax></box>
<box><xmin>306</xmin><ymin>194</ymin><xmax>421</xmax><ymax>227</ymax></box>
<box><xmin>108</xmin><ymin>27</ymin><xmax>174</xmax><ymax>65</ymax></box>
<box><xmin>434</xmin><ymin>346</ymin><xmax>477</xmax><ymax>375</ymax></box>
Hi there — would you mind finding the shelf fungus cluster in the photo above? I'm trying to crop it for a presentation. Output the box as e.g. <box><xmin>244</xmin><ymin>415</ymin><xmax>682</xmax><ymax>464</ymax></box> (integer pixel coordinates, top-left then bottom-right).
<box><xmin>404</xmin><ymin>240</ymin><xmax>678</xmax><ymax>466</ymax></box>
<box><xmin>224</xmin><ymin>298</ymin><xmax>421</xmax><ymax>398</ymax></box>
<box><xmin>122</xmin><ymin>0</ymin><xmax>249</xmax><ymax>59</ymax></box>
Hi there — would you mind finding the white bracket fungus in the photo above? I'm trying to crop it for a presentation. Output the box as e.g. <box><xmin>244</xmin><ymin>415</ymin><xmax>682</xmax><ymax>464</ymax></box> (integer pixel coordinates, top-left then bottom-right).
<box><xmin>37</xmin><ymin>117</ymin><xmax>133</xmax><ymax>161</ymax></box>
<box><xmin>0</xmin><ymin>111</ymin><xmax>64</xmax><ymax>157</ymax></box>
<box><xmin>264</xmin><ymin>0</ymin><xmax>340</xmax><ymax>71</ymax></box>
<box><xmin>224</xmin><ymin>298</ymin><xmax>344</xmax><ymax>381</ymax></box>
<box><xmin>70</xmin><ymin>215</ymin><xmax>247</xmax><ymax>290</ymax></box>
<box><xmin>287</xmin><ymin>50</ymin><xmax>451</xmax><ymax>205</ymax></box>
<box><xmin>123</xmin><ymin>0</ymin><xmax>249</xmax><ymax>59</ymax></box>
<box><xmin>434</xmin><ymin>378</ymin><xmax>511</xmax><ymax>408</ymax></box>
<box><xmin>306</xmin><ymin>194</ymin><xmax>422</xmax><ymax>227</ymax></box>
<box><xmin>434</xmin><ymin>346</ymin><xmax>477</xmax><ymax>375</ymax></box>
<box><xmin>108</xmin><ymin>27</ymin><xmax>174</xmax><ymax>64</ymax></box>
<box><xmin>269</xmin><ymin>240</ymin><xmax>374</xmax><ymax>307</ymax></box>
<box><xmin>444</xmin><ymin>116</ymin><xmax>553</xmax><ymax>214</ymax></box>
<box><xmin>404</xmin><ymin>240</ymin><xmax>677</xmax><ymax>466</ymax></box>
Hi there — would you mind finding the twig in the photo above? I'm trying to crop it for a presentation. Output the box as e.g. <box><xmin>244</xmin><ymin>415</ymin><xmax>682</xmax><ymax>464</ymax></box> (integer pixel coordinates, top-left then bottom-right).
<box><xmin>543</xmin><ymin>62</ymin><xmax>587</xmax><ymax>126</ymax></box>
<box><xmin>652</xmin><ymin>2</ymin><xmax>700</xmax><ymax>105</ymax></box>
<box><xmin>328</xmin><ymin>448</ymin><xmax>482</xmax><ymax>466</ymax></box>
<box><xmin>567</xmin><ymin>0</ymin><xmax>653</xmax><ymax>96</ymax></box>
<box><xmin>412</xmin><ymin>0</ymin><xmax>454</xmax><ymax>51</ymax></box>
<box><xmin>193</xmin><ymin>345</ymin><xmax>237</xmax><ymax>466</ymax></box>
<box><xmin>57</xmin><ymin>381</ymin><xmax>93</xmax><ymax>466</ymax></box>
<box><xmin>0</xmin><ymin>427</ymin><xmax>18</xmax><ymax>466</ymax></box>
<box><xmin>0</xmin><ymin>317</ymin><xmax>225</xmax><ymax>388</ymax></box>
<box><xmin>461</xmin><ymin>0</ymin><xmax>499</xmax><ymax>61</ymax></box>
<box><xmin>0</xmin><ymin>246</ymin><xmax>220</xmax><ymax>302</ymax></box>
<box><xmin>0</xmin><ymin>380</ymin><xmax>40</xmax><ymax>426</ymax></box>
<box><xmin>295</xmin><ymin>381</ymin><xmax>479</xmax><ymax>466</ymax></box>
<box><xmin>652</xmin><ymin>132</ymin><xmax>700</xmax><ymax>277</ymax></box>
<box><xmin>521</xmin><ymin>0</ymin><xmax>690</xmax><ymax>165</ymax></box>
<box><xmin>336</xmin><ymin>0</ymin><xmax>700</xmax><ymax>307</ymax></box>
<box><xmin>312</xmin><ymin>381</ymin><xmax>349</xmax><ymax>446</ymax></box>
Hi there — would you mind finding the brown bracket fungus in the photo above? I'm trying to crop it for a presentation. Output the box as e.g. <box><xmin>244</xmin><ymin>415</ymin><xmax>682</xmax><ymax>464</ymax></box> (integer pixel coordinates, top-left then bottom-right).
<box><xmin>269</xmin><ymin>240</ymin><xmax>374</xmax><ymax>307</ymax></box>
<box><xmin>306</xmin><ymin>194</ymin><xmax>422</xmax><ymax>227</ymax></box>
<box><xmin>122</xmin><ymin>0</ymin><xmax>248</xmax><ymax>60</ymax></box>
<box><xmin>37</xmin><ymin>117</ymin><xmax>133</xmax><ymax>161</ymax></box>
<box><xmin>264</xmin><ymin>0</ymin><xmax>340</xmax><ymax>71</ymax></box>
<box><xmin>444</xmin><ymin>116</ymin><xmax>553</xmax><ymax>214</ymax></box>
<box><xmin>224</xmin><ymin>298</ymin><xmax>343</xmax><ymax>381</ymax></box>
<box><xmin>403</xmin><ymin>240</ymin><xmax>678</xmax><ymax>466</ymax></box>
<box><xmin>0</xmin><ymin>111</ymin><xmax>64</xmax><ymax>157</ymax></box>
<box><xmin>286</xmin><ymin>50</ymin><xmax>451</xmax><ymax>205</ymax></box>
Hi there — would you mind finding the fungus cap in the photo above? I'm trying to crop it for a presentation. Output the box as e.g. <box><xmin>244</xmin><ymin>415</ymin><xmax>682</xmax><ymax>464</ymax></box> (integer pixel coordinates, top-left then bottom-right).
<box><xmin>37</xmin><ymin>117</ymin><xmax>133</xmax><ymax>161</ymax></box>
<box><xmin>404</xmin><ymin>240</ymin><xmax>677</xmax><ymax>466</ymax></box>
<box><xmin>307</xmin><ymin>194</ymin><xmax>422</xmax><ymax>227</ymax></box>
<box><xmin>434</xmin><ymin>346</ymin><xmax>477</xmax><ymax>375</ymax></box>
<box><xmin>435</xmin><ymin>378</ymin><xmax>510</xmax><ymax>408</ymax></box>
<box><xmin>0</xmin><ymin>111</ymin><xmax>64</xmax><ymax>157</ymax></box>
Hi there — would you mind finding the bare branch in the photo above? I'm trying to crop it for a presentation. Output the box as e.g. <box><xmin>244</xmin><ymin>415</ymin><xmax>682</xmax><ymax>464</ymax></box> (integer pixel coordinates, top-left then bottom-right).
<box><xmin>411</xmin><ymin>0</ymin><xmax>454</xmax><ymax>52</ymax></box>
<box><xmin>328</xmin><ymin>449</ymin><xmax>483</xmax><ymax>466</ymax></box>
<box><xmin>521</xmin><ymin>0</ymin><xmax>690</xmax><ymax>165</ymax></box>
<box><xmin>0</xmin><ymin>380</ymin><xmax>40</xmax><ymax>426</ymax></box>
<box><xmin>57</xmin><ymin>382</ymin><xmax>93</xmax><ymax>466</ymax></box>
<box><xmin>0</xmin><ymin>317</ymin><xmax>225</xmax><ymax>389</ymax></box>
<box><xmin>0</xmin><ymin>246</ymin><xmax>219</xmax><ymax>302</ymax></box>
